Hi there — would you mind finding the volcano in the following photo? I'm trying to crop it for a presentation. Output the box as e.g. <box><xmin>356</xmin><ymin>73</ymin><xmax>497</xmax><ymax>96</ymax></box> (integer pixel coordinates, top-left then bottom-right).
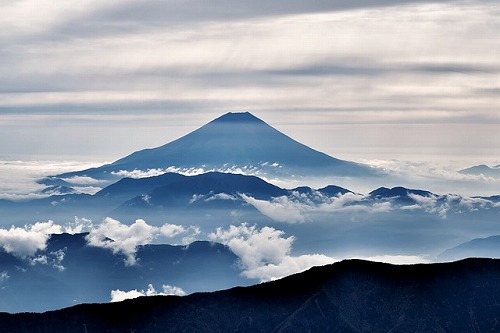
<box><xmin>55</xmin><ymin>112</ymin><xmax>379</xmax><ymax>181</ymax></box>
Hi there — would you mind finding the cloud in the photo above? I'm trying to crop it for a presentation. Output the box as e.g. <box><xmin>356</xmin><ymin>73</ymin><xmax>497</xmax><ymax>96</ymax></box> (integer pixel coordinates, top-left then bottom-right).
<box><xmin>0</xmin><ymin>271</ymin><xmax>9</xmax><ymax>282</ymax></box>
<box><xmin>111</xmin><ymin>168</ymin><xmax>171</xmax><ymax>178</ymax></box>
<box><xmin>208</xmin><ymin>223</ymin><xmax>335</xmax><ymax>281</ymax></box>
<box><xmin>86</xmin><ymin>218</ymin><xmax>159</xmax><ymax>266</ymax></box>
<box><xmin>61</xmin><ymin>176</ymin><xmax>108</xmax><ymax>186</ymax></box>
<box><xmin>0</xmin><ymin>160</ymin><xmax>103</xmax><ymax>199</ymax></box>
<box><xmin>241</xmin><ymin>191</ymin><xmax>395</xmax><ymax>223</ymax></box>
<box><xmin>357</xmin><ymin>255</ymin><xmax>431</xmax><ymax>265</ymax></box>
<box><xmin>0</xmin><ymin>221</ymin><xmax>62</xmax><ymax>257</ymax></box>
<box><xmin>189</xmin><ymin>192</ymin><xmax>238</xmax><ymax>204</ymax></box>
<box><xmin>110</xmin><ymin>283</ymin><xmax>186</xmax><ymax>302</ymax></box>
<box><xmin>64</xmin><ymin>216</ymin><xmax>94</xmax><ymax>234</ymax></box>
<box><xmin>86</xmin><ymin>218</ymin><xmax>201</xmax><ymax>265</ymax></box>
<box><xmin>159</xmin><ymin>224</ymin><xmax>188</xmax><ymax>238</ymax></box>
<box><xmin>241</xmin><ymin>194</ymin><xmax>307</xmax><ymax>223</ymax></box>
<box><xmin>242</xmin><ymin>254</ymin><xmax>335</xmax><ymax>281</ymax></box>
<box><xmin>110</xmin><ymin>289</ymin><xmax>144</xmax><ymax>303</ymax></box>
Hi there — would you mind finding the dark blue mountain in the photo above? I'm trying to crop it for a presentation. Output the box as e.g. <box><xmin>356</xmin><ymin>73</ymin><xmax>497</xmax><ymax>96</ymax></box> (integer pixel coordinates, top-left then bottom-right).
<box><xmin>54</xmin><ymin>112</ymin><xmax>380</xmax><ymax>182</ymax></box>
<box><xmin>119</xmin><ymin>171</ymin><xmax>288</xmax><ymax>210</ymax></box>
<box><xmin>93</xmin><ymin>172</ymin><xmax>188</xmax><ymax>207</ymax></box>
<box><xmin>317</xmin><ymin>185</ymin><xmax>353</xmax><ymax>196</ymax></box>
<box><xmin>0</xmin><ymin>233</ymin><xmax>249</xmax><ymax>313</ymax></box>
<box><xmin>369</xmin><ymin>186</ymin><xmax>434</xmax><ymax>204</ymax></box>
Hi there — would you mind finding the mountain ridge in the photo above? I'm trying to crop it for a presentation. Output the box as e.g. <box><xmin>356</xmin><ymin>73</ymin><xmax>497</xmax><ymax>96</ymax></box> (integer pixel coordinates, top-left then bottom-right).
<box><xmin>1</xmin><ymin>258</ymin><xmax>500</xmax><ymax>332</ymax></box>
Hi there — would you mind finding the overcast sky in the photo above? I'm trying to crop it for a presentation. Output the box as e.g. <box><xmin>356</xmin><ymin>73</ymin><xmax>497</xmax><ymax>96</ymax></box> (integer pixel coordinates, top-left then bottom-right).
<box><xmin>0</xmin><ymin>0</ymin><xmax>499</xmax><ymax>167</ymax></box>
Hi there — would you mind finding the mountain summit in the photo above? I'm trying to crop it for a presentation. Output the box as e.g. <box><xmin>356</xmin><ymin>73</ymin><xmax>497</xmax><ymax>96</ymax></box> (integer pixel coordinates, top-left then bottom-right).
<box><xmin>56</xmin><ymin>112</ymin><xmax>378</xmax><ymax>181</ymax></box>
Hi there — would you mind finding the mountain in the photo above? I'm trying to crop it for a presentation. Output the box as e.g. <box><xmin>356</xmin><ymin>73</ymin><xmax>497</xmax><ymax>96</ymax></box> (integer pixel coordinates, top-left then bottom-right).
<box><xmin>118</xmin><ymin>171</ymin><xmax>288</xmax><ymax>210</ymax></box>
<box><xmin>438</xmin><ymin>235</ymin><xmax>500</xmax><ymax>262</ymax></box>
<box><xmin>317</xmin><ymin>184</ymin><xmax>353</xmax><ymax>197</ymax></box>
<box><xmin>0</xmin><ymin>233</ymin><xmax>249</xmax><ymax>313</ymax></box>
<box><xmin>369</xmin><ymin>186</ymin><xmax>434</xmax><ymax>204</ymax></box>
<box><xmin>54</xmin><ymin>112</ymin><xmax>380</xmax><ymax>183</ymax></box>
<box><xmin>2</xmin><ymin>258</ymin><xmax>500</xmax><ymax>332</ymax></box>
<box><xmin>459</xmin><ymin>164</ymin><xmax>500</xmax><ymax>178</ymax></box>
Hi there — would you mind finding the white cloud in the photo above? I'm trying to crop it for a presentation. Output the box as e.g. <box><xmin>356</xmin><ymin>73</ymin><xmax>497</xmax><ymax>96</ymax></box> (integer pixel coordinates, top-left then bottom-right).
<box><xmin>190</xmin><ymin>192</ymin><xmax>239</xmax><ymax>204</ymax></box>
<box><xmin>110</xmin><ymin>289</ymin><xmax>144</xmax><ymax>303</ymax></box>
<box><xmin>243</xmin><ymin>254</ymin><xmax>335</xmax><ymax>281</ymax></box>
<box><xmin>50</xmin><ymin>248</ymin><xmax>66</xmax><ymax>271</ymax></box>
<box><xmin>241</xmin><ymin>194</ymin><xmax>307</xmax><ymax>223</ymax></box>
<box><xmin>110</xmin><ymin>283</ymin><xmax>186</xmax><ymax>302</ymax></box>
<box><xmin>61</xmin><ymin>176</ymin><xmax>108</xmax><ymax>186</ymax></box>
<box><xmin>63</xmin><ymin>216</ymin><xmax>94</xmax><ymax>234</ymax></box>
<box><xmin>242</xmin><ymin>192</ymin><xmax>397</xmax><ymax>223</ymax></box>
<box><xmin>86</xmin><ymin>218</ymin><xmax>201</xmax><ymax>265</ymax></box>
<box><xmin>204</xmin><ymin>193</ymin><xmax>238</xmax><ymax>202</ymax></box>
<box><xmin>160</xmin><ymin>224</ymin><xmax>187</xmax><ymax>238</ymax></box>
<box><xmin>0</xmin><ymin>271</ymin><xmax>9</xmax><ymax>282</ymax></box>
<box><xmin>160</xmin><ymin>284</ymin><xmax>187</xmax><ymax>296</ymax></box>
<box><xmin>357</xmin><ymin>255</ymin><xmax>431</xmax><ymax>265</ymax></box>
<box><xmin>209</xmin><ymin>223</ymin><xmax>335</xmax><ymax>282</ymax></box>
<box><xmin>0</xmin><ymin>221</ymin><xmax>62</xmax><ymax>257</ymax></box>
<box><xmin>29</xmin><ymin>255</ymin><xmax>48</xmax><ymax>265</ymax></box>
<box><xmin>0</xmin><ymin>160</ymin><xmax>103</xmax><ymax>199</ymax></box>
<box><xmin>111</xmin><ymin>168</ymin><xmax>169</xmax><ymax>179</ymax></box>
<box><xmin>86</xmin><ymin>218</ymin><xmax>158</xmax><ymax>266</ymax></box>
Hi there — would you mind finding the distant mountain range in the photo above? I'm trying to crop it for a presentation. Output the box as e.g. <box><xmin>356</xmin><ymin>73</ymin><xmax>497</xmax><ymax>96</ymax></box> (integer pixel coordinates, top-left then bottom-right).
<box><xmin>2</xmin><ymin>171</ymin><xmax>498</xmax><ymax>228</ymax></box>
<box><xmin>2</xmin><ymin>258</ymin><xmax>500</xmax><ymax>332</ymax></box>
<box><xmin>459</xmin><ymin>164</ymin><xmax>500</xmax><ymax>178</ymax></box>
<box><xmin>0</xmin><ymin>233</ymin><xmax>248</xmax><ymax>313</ymax></box>
<box><xmin>51</xmin><ymin>112</ymin><xmax>381</xmax><ymax>184</ymax></box>
<box><xmin>438</xmin><ymin>235</ymin><xmax>500</xmax><ymax>262</ymax></box>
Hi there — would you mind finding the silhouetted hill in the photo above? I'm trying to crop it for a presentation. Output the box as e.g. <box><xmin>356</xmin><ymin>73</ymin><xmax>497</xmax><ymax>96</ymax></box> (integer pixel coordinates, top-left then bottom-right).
<box><xmin>2</xmin><ymin>258</ymin><xmax>500</xmax><ymax>332</ymax></box>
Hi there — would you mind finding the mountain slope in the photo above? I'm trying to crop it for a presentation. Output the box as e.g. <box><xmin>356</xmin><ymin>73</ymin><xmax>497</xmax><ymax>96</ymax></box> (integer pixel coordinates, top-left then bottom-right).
<box><xmin>119</xmin><ymin>171</ymin><xmax>288</xmax><ymax>210</ymax></box>
<box><xmin>55</xmin><ymin>112</ymin><xmax>379</xmax><ymax>181</ymax></box>
<box><xmin>459</xmin><ymin>164</ymin><xmax>500</xmax><ymax>178</ymax></box>
<box><xmin>2</xmin><ymin>258</ymin><xmax>500</xmax><ymax>332</ymax></box>
<box><xmin>438</xmin><ymin>235</ymin><xmax>500</xmax><ymax>261</ymax></box>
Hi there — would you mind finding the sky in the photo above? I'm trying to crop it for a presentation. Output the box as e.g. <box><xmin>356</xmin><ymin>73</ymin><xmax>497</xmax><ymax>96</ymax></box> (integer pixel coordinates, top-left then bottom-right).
<box><xmin>0</xmin><ymin>0</ymin><xmax>499</xmax><ymax>168</ymax></box>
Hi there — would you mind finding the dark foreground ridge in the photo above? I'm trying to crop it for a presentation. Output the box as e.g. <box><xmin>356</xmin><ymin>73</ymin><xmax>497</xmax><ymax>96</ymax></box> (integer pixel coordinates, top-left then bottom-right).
<box><xmin>1</xmin><ymin>258</ymin><xmax>500</xmax><ymax>332</ymax></box>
